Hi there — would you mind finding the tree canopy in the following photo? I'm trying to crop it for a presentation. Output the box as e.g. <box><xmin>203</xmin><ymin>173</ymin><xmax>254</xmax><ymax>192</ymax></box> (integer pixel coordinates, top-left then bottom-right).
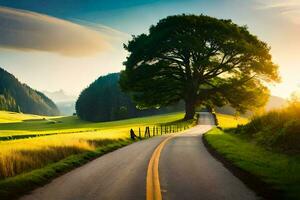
<box><xmin>120</xmin><ymin>14</ymin><xmax>280</xmax><ymax>119</ymax></box>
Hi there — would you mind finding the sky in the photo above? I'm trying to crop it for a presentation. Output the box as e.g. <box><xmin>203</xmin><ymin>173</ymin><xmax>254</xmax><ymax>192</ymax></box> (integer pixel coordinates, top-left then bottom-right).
<box><xmin>0</xmin><ymin>0</ymin><xmax>299</xmax><ymax>99</ymax></box>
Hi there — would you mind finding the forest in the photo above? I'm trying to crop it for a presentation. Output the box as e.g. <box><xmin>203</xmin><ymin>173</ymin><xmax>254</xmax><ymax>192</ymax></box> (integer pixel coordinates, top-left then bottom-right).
<box><xmin>0</xmin><ymin>67</ymin><xmax>59</xmax><ymax>116</ymax></box>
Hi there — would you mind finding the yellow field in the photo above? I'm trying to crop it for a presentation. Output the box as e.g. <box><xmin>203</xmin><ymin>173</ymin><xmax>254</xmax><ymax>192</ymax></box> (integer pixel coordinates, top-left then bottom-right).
<box><xmin>0</xmin><ymin>111</ymin><xmax>57</xmax><ymax>123</ymax></box>
<box><xmin>216</xmin><ymin>113</ymin><xmax>248</xmax><ymax>128</ymax></box>
<box><xmin>0</xmin><ymin>111</ymin><xmax>190</xmax><ymax>179</ymax></box>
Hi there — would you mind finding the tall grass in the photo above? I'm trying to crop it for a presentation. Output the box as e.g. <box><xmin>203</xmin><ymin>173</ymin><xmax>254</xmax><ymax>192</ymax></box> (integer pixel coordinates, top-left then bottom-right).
<box><xmin>0</xmin><ymin>135</ymin><xmax>122</xmax><ymax>179</ymax></box>
<box><xmin>0</xmin><ymin>141</ymin><xmax>93</xmax><ymax>179</ymax></box>
<box><xmin>236</xmin><ymin>101</ymin><xmax>300</xmax><ymax>153</ymax></box>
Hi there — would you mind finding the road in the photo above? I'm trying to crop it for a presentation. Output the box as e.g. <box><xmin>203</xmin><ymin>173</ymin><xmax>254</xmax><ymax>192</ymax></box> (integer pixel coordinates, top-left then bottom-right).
<box><xmin>21</xmin><ymin>112</ymin><xmax>258</xmax><ymax>200</ymax></box>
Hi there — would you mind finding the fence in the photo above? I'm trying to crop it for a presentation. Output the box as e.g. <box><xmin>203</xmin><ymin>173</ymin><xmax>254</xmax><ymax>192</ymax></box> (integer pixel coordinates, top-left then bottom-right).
<box><xmin>130</xmin><ymin>123</ymin><xmax>190</xmax><ymax>139</ymax></box>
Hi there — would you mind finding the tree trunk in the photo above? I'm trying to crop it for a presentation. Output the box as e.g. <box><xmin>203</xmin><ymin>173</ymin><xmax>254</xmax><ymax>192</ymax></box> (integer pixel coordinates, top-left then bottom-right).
<box><xmin>184</xmin><ymin>99</ymin><xmax>196</xmax><ymax>120</ymax></box>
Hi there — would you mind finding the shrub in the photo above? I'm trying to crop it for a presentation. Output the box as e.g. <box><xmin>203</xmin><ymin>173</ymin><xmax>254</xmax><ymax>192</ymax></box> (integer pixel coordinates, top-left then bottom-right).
<box><xmin>237</xmin><ymin>101</ymin><xmax>300</xmax><ymax>153</ymax></box>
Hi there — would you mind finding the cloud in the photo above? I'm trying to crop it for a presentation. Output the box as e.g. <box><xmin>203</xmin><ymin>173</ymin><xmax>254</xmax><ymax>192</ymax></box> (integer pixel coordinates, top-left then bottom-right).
<box><xmin>256</xmin><ymin>0</ymin><xmax>300</xmax><ymax>24</ymax></box>
<box><xmin>0</xmin><ymin>6</ymin><xmax>115</xmax><ymax>57</ymax></box>
<box><xmin>71</xmin><ymin>19</ymin><xmax>131</xmax><ymax>45</ymax></box>
<box><xmin>259</xmin><ymin>0</ymin><xmax>300</xmax><ymax>9</ymax></box>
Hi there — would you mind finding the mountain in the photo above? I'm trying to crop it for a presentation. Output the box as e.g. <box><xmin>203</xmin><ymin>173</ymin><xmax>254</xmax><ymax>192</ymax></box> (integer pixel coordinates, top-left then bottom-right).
<box><xmin>265</xmin><ymin>95</ymin><xmax>287</xmax><ymax>111</ymax></box>
<box><xmin>43</xmin><ymin>90</ymin><xmax>76</xmax><ymax>103</ymax></box>
<box><xmin>0</xmin><ymin>67</ymin><xmax>59</xmax><ymax>116</ymax></box>
<box><xmin>42</xmin><ymin>90</ymin><xmax>76</xmax><ymax>115</ymax></box>
<box><xmin>76</xmin><ymin>73</ymin><xmax>183</xmax><ymax>122</ymax></box>
<box><xmin>56</xmin><ymin>101</ymin><xmax>76</xmax><ymax>116</ymax></box>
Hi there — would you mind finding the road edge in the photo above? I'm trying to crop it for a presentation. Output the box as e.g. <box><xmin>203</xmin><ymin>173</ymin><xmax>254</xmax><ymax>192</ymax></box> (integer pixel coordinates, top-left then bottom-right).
<box><xmin>202</xmin><ymin>133</ymin><xmax>285</xmax><ymax>200</ymax></box>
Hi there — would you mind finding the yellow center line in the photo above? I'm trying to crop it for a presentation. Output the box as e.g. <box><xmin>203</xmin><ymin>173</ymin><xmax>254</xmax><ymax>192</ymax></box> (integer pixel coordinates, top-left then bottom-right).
<box><xmin>146</xmin><ymin>131</ymin><xmax>184</xmax><ymax>200</ymax></box>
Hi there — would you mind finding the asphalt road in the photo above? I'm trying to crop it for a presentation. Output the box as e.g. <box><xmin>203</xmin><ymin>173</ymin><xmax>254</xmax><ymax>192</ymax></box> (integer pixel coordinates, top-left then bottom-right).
<box><xmin>21</xmin><ymin>112</ymin><xmax>258</xmax><ymax>200</ymax></box>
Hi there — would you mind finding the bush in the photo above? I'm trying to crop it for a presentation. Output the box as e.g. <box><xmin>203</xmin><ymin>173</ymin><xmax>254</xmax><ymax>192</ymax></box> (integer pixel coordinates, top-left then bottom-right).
<box><xmin>236</xmin><ymin>101</ymin><xmax>300</xmax><ymax>153</ymax></box>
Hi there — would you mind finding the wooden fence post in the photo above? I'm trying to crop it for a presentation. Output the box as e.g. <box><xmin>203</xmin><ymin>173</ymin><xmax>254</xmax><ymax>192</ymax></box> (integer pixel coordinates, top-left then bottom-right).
<box><xmin>145</xmin><ymin>126</ymin><xmax>150</xmax><ymax>138</ymax></box>
<box><xmin>139</xmin><ymin>127</ymin><xmax>141</xmax><ymax>138</ymax></box>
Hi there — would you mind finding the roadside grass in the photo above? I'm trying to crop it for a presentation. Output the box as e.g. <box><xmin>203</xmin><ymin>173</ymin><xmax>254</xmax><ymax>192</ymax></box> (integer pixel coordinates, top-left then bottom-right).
<box><xmin>0</xmin><ymin>139</ymin><xmax>131</xmax><ymax>200</ymax></box>
<box><xmin>204</xmin><ymin>114</ymin><xmax>300</xmax><ymax>200</ymax></box>
<box><xmin>0</xmin><ymin>111</ymin><xmax>194</xmax><ymax>199</ymax></box>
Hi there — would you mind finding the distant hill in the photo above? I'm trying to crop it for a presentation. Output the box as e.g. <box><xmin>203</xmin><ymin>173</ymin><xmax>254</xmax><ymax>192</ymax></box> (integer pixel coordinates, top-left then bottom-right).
<box><xmin>43</xmin><ymin>90</ymin><xmax>76</xmax><ymax>115</ymax></box>
<box><xmin>76</xmin><ymin>73</ymin><xmax>183</xmax><ymax>122</ymax></box>
<box><xmin>0</xmin><ymin>67</ymin><xmax>59</xmax><ymax>116</ymax></box>
<box><xmin>43</xmin><ymin>90</ymin><xmax>76</xmax><ymax>103</ymax></box>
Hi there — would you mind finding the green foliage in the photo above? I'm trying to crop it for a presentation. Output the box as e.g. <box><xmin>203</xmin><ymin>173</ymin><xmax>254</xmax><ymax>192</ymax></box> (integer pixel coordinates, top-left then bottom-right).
<box><xmin>0</xmin><ymin>67</ymin><xmax>59</xmax><ymax>116</ymax></box>
<box><xmin>120</xmin><ymin>14</ymin><xmax>279</xmax><ymax>119</ymax></box>
<box><xmin>236</xmin><ymin>101</ymin><xmax>300</xmax><ymax>153</ymax></box>
<box><xmin>205</xmin><ymin>128</ymin><xmax>300</xmax><ymax>200</ymax></box>
<box><xmin>76</xmin><ymin>73</ymin><xmax>184</xmax><ymax>122</ymax></box>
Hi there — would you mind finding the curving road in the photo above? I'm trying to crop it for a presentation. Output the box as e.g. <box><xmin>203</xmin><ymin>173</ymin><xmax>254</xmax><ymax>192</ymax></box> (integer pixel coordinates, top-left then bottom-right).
<box><xmin>21</xmin><ymin>112</ymin><xmax>258</xmax><ymax>200</ymax></box>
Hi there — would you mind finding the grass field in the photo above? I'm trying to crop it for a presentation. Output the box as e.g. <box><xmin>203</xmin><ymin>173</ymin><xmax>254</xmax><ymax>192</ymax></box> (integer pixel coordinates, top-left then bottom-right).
<box><xmin>205</xmin><ymin>114</ymin><xmax>300</xmax><ymax>200</ymax></box>
<box><xmin>0</xmin><ymin>111</ymin><xmax>192</xmax><ymax>179</ymax></box>
<box><xmin>0</xmin><ymin>111</ymin><xmax>57</xmax><ymax>123</ymax></box>
<box><xmin>0</xmin><ymin>111</ymin><xmax>187</xmax><ymax>137</ymax></box>
<box><xmin>0</xmin><ymin>111</ymin><xmax>194</xmax><ymax>199</ymax></box>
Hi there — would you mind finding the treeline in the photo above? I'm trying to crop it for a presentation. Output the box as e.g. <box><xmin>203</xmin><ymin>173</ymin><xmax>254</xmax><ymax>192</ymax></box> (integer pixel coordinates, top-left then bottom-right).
<box><xmin>76</xmin><ymin>73</ymin><xmax>184</xmax><ymax>122</ymax></box>
<box><xmin>0</xmin><ymin>90</ymin><xmax>19</xmax><ymax>112</ymax></box>
<box><xmin>0</xmin><ymin>67</ymin><xmax>59</xmax><ymax>116</ymax></box>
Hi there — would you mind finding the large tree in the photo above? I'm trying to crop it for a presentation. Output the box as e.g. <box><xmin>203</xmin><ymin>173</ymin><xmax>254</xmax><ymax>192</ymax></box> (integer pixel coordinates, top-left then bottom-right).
<box><xmin>120</xmin><ymin>14</ymin><xmax>280</xmax><ymax>120</ymax></box>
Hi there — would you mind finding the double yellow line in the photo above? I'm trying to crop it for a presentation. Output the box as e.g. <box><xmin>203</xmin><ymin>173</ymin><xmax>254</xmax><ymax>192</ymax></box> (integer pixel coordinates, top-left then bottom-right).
<box><xmin>146</xmin><ymin>133</ymin><xmax>182</xmax><ymax>200</ymax></box>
